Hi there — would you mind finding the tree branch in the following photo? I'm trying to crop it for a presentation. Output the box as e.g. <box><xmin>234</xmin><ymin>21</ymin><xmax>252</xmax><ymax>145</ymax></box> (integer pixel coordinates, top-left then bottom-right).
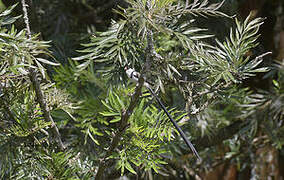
<box><xmin>21</xmin><ymin>0</ymin><xmax>31</xmax><ymax>39</ymax></box>
<box><xmin>95</xmin><ymin>77</ymin><xmax>145</xmax><ymax>179</ymax></box>
<box><xmin>28</xmin><ymin>70</ymin><xmax>65</xmax><ymax>150</ymax></box>
<box><xmin>21</xmin><ymin>0</ymin><xmax>65</xmax><ymax>151</ymax></box>
<box><xmin>95</xmin><ymin>29</ymin><xmax>154</xmax><ymax>180</ymax></box>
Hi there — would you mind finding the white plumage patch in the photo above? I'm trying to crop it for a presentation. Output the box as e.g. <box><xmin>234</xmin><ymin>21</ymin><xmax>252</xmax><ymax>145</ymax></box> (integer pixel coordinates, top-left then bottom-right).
<box><xmin>125</xmin><ymin>68</ymin><xmax>150</xmax><ymax>88</ymax></box>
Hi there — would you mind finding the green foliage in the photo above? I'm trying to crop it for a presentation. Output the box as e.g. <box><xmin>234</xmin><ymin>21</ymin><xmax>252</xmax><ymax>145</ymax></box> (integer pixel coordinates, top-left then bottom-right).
<box><xmin>239</xmin><ymin>62</ymin><xmax>284</xmax><ymax>148</ymax></box>
<box><xmin>0</xmin><ymin>9</ymin><xmax>58</xmax><ymax>78</ymax></box>
<box><xmin>0</xmin><ymin>4</ymin><xmax>72</xmax><ymax>178</ymax></box>
<box><xmin>37</xmin><ymin>151</ymin><xmax>81</xmax><ymax>179</ymax></box>
<box><xmin>187</xmin><ymin>15</ymin><xmax>268</xmax><ymax>87</ymax></box>
<box><xmin>0</xmin><ymin>0</ymin><xmax>280</xmax><ymax>179</ymax></box>
<box><xmin>99</xmin><ymin>89</ymin><xmax>184</xmax><ymax>174</ymax></box>
<box><xmin>72</xmin><ymin>0</ymin><xmax>271</xmax><ymax>177</ymax></box>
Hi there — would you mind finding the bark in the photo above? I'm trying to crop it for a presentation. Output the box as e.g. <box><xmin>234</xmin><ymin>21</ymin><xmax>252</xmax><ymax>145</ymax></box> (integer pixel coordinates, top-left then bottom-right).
<box><xmin>95</xmin><ymin>29</ymin><xmax>154</xmax><ymax>180</ymax></box>
<box><xmin>21</xmin><ymin>0</ymin><xmax>65</xmax><ymax>151</ymax></box>
<box><xmin>28</xmin><ymin>70</ymin><xmax>65</xmax><ymax>151</ymax></box>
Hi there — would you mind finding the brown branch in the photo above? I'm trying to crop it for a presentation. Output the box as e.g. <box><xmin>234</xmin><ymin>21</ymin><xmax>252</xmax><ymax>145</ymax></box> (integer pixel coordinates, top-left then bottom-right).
<box><xmin>21</xmin><ymin>0</ymin><xmax>31</xmax><ymax>39</ymax></box>
<box><xmin>95</xmin><ymin>77</ymin><xmax>145</xmax><ymax>179</ymax></box>
<box><xmin>95</xmin><ymin>29</ymin><xmax>154</xmax><ymax>180</ymax></box>
<box><xmin>28</xmin><ymin>70</ymin><xmax>65</xmax><ymax>150</ymax></box>
<box><xmin>21</xmin><ymin>0</ymin><xmax>65</xmax><ymax>151</ymax></box>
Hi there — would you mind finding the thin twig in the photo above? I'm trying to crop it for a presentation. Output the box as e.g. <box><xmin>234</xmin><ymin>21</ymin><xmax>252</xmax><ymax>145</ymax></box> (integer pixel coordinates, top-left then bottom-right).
<box><xmin>95</xmin><ymin>75</ymin><xmax>145</xmax><ymax>179</ymax></box>
<box><xmin>28</xmin><ymin>70</ymin><xmax>65</xmax><ymax>150</ymax></box>
<box><xmin>95</xmin><ymin>33</ymin><xmax>152</xmax><ymax>180</ymax></box>
<box><xmin>21</xmin><ymin>0</ymin><xmax>31</xmax><ymax>39</ymax></box>
<box><xmin>142</xmin><ymin>31</ymin><xmax>201</xmax><ymax>159</ymax></box>
<box><xmin>95</xmin><ymin>21</ymin><xmax>156</xmax><ymax>179</ymax></box>
<box><xmin>21</xmin><ymin>0</ymin><xmax>65</xmax><ymax>151</ymax></box>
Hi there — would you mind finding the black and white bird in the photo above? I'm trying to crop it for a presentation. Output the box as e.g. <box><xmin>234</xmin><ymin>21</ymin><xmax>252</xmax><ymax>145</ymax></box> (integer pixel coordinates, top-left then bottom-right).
<box><xmin>124</xmin><ymin>66</ymin><xmax>201</xmax><ymax>160</ymax></box>
<box><xmin>125</xmin><ymin>67</ymin><xmax>151</xmax><ymax>88</ymax></box>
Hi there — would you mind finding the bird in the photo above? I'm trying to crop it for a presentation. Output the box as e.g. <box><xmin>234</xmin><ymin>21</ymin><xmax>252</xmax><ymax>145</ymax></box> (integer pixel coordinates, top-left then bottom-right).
<box><xmin>125</xmin><ymin>67</ymin><xmax>151</xmax><ymax>88</ymax></box>
<box><xmin>124</xmin><ymin>66</ymin><xmax>201</xmax><ymax>160</ymax></box>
